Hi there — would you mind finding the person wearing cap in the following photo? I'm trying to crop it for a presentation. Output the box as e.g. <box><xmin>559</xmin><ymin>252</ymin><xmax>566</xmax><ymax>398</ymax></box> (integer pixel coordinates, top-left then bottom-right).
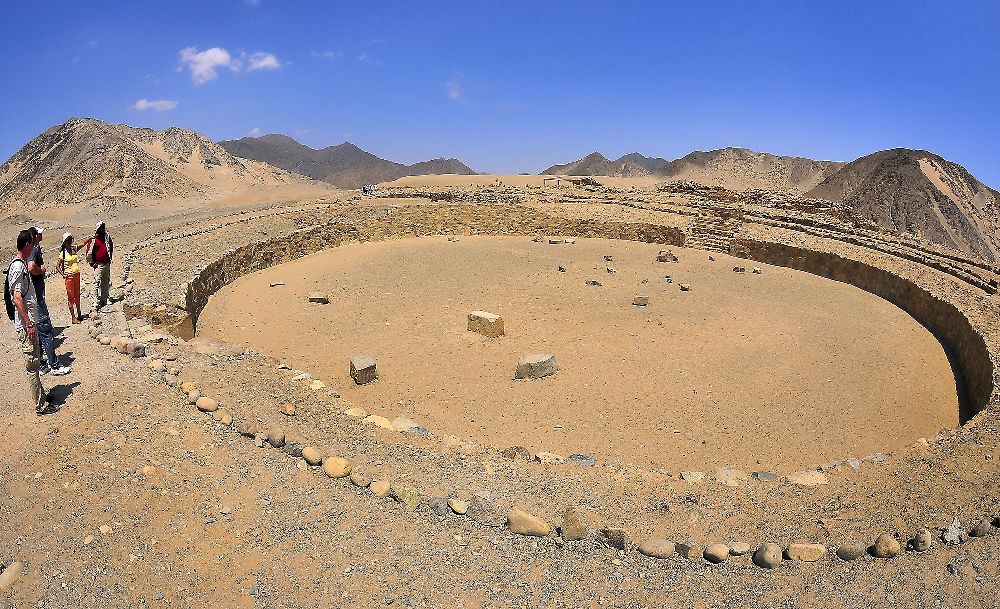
<box><xmin>85</xmin><ymin>221</ymin><xmax>113</xmax><ymax>312</ymax></box>
<box><xmin>27</xmin><ymin>227</ymin><xmax>71</xmax><ymax>376</ymax></box>
<box><xmin>56</xmin><ymin>232</ymin><xmax>91</xmax><ymax>324</ymax></box>
<box><xmin>7</xmin><ymin>229</ymin><xmax>54</xmax><ymax>414</ymax></box>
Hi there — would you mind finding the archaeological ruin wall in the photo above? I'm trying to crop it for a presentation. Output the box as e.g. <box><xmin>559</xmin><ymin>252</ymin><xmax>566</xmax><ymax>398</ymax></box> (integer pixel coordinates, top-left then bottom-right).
<box><xmin>732</xmin><ymin>238</ymin><xmax>998</xmax><ymax>420</ymax></box>
<box><xmin>171</xmin><ymin>203</ymin><xmax>996</xmax><ymax>424</ymax></box>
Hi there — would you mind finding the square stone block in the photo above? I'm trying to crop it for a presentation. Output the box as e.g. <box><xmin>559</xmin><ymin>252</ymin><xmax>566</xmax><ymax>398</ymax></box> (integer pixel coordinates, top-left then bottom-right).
<box><xmin>468</xmin><ymin>311</ymin><xmax>504</xmax><ymax>338</ymax></box>
<box><xmin>350</xmin><ymin>355</ymin><xmax>377</xmax><ymax>385</ymax></box>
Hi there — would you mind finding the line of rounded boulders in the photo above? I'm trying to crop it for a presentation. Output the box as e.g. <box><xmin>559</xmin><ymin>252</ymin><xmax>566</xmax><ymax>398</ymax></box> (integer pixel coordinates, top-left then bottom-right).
<box><xmin>84</xmin><ymin>312</ymin><xmax>1000</xmax><ymax>571</ymax></box>
<box><xmin>178</xmin><ymin>389</ymin><xmax>1000</xmax><ymax>568</ymax></box>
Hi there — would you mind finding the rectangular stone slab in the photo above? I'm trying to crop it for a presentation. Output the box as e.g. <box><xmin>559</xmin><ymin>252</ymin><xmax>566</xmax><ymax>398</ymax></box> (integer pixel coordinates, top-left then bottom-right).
<box><xmin>515</xmin><ymin>354</ymin><xmax>558</xmax><ymax>380</ymax></box>
<box><xmin>468</xmin><ymin>311</ymin><xmax>504</xmax><ymax>337</ymax></box>
<box><xmin>350</xmin><ymin>355</ymin><xmax>377</xmax><ymax>385</ymax></box>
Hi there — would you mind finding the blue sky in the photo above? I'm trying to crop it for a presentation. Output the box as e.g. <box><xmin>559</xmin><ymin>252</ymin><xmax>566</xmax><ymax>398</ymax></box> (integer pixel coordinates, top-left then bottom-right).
<box><xmin>1</xmin><ymin>1</ymin><xmax>999</xmax><ymax>184</ymax></box>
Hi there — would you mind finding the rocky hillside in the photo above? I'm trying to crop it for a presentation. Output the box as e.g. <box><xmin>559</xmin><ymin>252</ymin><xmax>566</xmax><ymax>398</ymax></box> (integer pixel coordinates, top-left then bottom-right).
<box><xmin>807</xmin><ymin>148</ymin><xmax>1000</xmax><ymax>260</ymax></box>
<box><xmin>541</xmin><ymin>152</ymin><xmax>663</xmax><ymax>178</ymax></box>
<box><xmin>544</xmin><ymin>148</ymin><xmax>842</xmax><ymax>194</ymax></box>
<box><xmin>658</xmin><ymin>148</ymin><xmax>844</xmax><ymax>194</ymax></box>
<box><xmin>219</xmin><ymin>134</ymin><xmax>476</xmax><ymax>189</ymax></box>
<box><xmin>0</xmin><ymin>118</ymin><xmax>308</xmax><ymax>214</ymax></box>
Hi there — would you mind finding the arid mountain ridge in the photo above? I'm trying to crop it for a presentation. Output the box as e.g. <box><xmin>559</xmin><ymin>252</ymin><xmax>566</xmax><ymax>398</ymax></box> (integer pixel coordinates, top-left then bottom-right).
<box><xmin>0</xmin><ymin>118</ymin><xmax>312</xmax><ymax>215</ymax></box>
<box><xmin>543</xmin><ymin>148</ymin><xmax>845</xmax><ymax>194</ymax></box>
<box><xmin>219</xmin><ymin>133</ymin><xmax>477</xmax><ymax>189</ymax></box>
<box><xmin>547</xmin><ymin>147</ymin><xmax>1000</xmax><ymax>260</ymax></box>
<box><xmin>1</xmin><ymin>119</ymin><xmax>998</xmax><ymax>260</ymax></box>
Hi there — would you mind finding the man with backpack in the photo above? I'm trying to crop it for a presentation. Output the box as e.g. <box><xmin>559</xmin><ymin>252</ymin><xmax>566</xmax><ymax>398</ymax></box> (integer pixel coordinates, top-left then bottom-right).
<box><xmin>6</xmin><ymin>229</ymin><xmax>52</xmax><ymax>414</ymax></box>
<box><xmin>86</xmin><ymin>221</ymin><xmax>113</xmax><ymax>313</ymax></box>
<box><xmin>27</xmin><ymin>227</ymin><xmax>71</xmax><ymax>376</ymax></box>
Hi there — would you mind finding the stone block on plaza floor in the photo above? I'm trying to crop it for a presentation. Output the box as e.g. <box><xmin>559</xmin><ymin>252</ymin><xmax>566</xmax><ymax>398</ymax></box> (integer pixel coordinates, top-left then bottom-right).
<box><xmin>468</xmin><ymin>311</ymin><xmax>504</xmax><ymax>338</ymax></box>
<box><xmin>350</xmin><ymin>355</ymin><xmax>378</xmax><ymax>385</ymax></box>
<box><xmin>515</xmin><ymin>354</ymin><xmax>558</xmax><ymax>380</ymax></box>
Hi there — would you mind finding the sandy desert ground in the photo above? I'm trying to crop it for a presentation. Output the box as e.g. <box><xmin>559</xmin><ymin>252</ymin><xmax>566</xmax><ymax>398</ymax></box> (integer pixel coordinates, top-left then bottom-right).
<box><xmin>198</xmin><ymin>236</ymin><xmax>958</xmax><ymax>472</ymax></box>
<box><xmin>0</xmin><ymin>189</ymin><xmax>997</xmax><ymax>609</ymax></box>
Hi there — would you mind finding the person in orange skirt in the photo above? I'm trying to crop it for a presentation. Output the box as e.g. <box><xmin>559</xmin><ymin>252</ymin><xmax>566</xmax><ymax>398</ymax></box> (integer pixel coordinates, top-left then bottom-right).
<box><xmin>55</xmin><ymin>232</ymin><xmax>91</xmax><ymax>323</ymax></box>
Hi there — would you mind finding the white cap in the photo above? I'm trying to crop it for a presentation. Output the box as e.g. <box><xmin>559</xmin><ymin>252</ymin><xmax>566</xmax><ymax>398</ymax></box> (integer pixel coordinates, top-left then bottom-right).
<box><xmin>33</xmin><ymin>226</ymin><xmax>45</xmax><ymax>234</ymax></box>
<box><xmin>62</xmin><ymin>232</ymin><xmax>73</xmax><ymax>244</ymax></box>
<box><xmin>96</xmin><ymin>221</ymin><xmax>105</xmax><ymax>230</ymax></box>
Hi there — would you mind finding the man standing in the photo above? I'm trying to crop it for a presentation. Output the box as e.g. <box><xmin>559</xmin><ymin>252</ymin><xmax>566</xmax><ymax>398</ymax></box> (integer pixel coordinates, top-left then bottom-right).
<box><xmin>86</xmin><ymin>221</ymin><xmax>113</xmax><ymax>312</ymax></box>
<box><xmin>6</xmin><ymin>229</ymin><xmax>51</xmax><ymax>414</ymax></box>
<box><xmin>27</xmin><ymin>227</ymin><xmax>71</xmax><ymax>376</ymax></box>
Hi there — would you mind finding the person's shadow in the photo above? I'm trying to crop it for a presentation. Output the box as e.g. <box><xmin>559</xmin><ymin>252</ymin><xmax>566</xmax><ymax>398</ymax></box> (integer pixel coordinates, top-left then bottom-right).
<box><xmin>42</xmin><ymin>381</ymin><xmax>81</xmax><ymax>413</ymax></box>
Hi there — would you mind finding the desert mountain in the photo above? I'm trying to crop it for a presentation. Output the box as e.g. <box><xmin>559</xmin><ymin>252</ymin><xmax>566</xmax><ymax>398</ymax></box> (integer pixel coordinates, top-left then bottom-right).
<box><xmin>807</xmin><ymin>148</ymin><xmax>1000</xmax><ymax>260</ymax></box>
<box><xmin>658</xmin><ymin>148</ymin><xmax>844</xmax><ymax>194</ymax></box>
<box><xmin>541</xmin><ymin>152</ymin><xmax>662</xmax><ymax>178</ymax></box>
<box><xmin>218</xmin><ymin>134</ymin><xmax>476</xmax><ymax>189</ymax></box>
<box><xmin>543</xmin><ymin>148</ymin><xmax>842</xmax><ymax>194</ymax></box>
<box><xmin>0</xmin><ymin>118</ymin><xmax>309</xmax><ymax>214</ymax></box>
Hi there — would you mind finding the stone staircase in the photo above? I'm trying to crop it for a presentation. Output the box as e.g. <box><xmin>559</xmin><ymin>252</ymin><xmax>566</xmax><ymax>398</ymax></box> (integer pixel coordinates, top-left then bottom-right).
<box><xmin>685</xmin><ymin>212</ymin><xmax>743</xmax><ymax>253</ymax></box>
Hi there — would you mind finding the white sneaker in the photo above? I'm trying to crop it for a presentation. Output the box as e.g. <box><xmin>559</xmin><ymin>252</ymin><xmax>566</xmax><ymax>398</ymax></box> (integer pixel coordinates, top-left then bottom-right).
<box><xmin>50</xmin><ymin>366</ymin><xmax>72</xmax><ymax>376</ymax></box>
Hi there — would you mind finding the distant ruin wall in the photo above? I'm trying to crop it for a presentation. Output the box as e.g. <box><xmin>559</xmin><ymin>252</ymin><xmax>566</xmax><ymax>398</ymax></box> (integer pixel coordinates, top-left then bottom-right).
<box><xmin>733</xmin><ymin>238</ymin><xmax>997</xmax><ymax>420</ymax></box>
<box><xmin>184</xmin><ymin>204</ymin><xmax>686</xmax><ymax>332</ymax></box>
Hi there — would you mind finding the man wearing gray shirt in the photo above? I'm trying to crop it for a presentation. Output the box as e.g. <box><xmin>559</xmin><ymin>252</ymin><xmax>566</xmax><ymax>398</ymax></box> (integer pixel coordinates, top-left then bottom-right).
<box><xmin>6</xmin><ymin>229</ymin><xmax>51</xmax><ymax>413</ymax></box>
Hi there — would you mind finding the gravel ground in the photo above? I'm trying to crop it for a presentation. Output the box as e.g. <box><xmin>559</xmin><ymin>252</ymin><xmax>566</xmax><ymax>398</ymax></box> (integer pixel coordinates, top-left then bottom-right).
<box><xmin>0</xmin><ymin>192</ymin><xmax>998</xmax><ymax>608</ymax></box>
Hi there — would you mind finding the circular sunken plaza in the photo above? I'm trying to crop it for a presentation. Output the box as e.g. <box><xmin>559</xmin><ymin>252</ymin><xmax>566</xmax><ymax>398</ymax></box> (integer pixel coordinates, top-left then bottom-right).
<box><xmin>95</xmin><ymin>183</ymin><xmax>999</xmax><ymax>589</ymax></box>
<box><xmin>198</xmin><ymin>235</ymin><xmax>958</xmax><ymax>473</ymax></box>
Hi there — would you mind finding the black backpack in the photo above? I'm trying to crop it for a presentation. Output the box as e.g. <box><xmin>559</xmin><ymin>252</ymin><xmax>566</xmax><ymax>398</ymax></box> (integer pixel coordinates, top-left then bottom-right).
<box><xmin>4</xmin><ymin>259</ymin><xmax>26</xmax><ymax>321</ymax></box>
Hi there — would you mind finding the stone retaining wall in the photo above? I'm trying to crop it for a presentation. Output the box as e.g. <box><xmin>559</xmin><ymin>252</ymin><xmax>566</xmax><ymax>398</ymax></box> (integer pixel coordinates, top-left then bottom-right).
<box><xmin>174</xmin><ymin>202</ymin><xmax>996</xmax><ymax>423</ymax></box>
<box><xmin>732</xmin><ymin>238</ymin><xmax>998</xmax><ymax>420</ymax></box>
<box><xmin>182</xmin><ymin>204</ymin><xmax>686</xmax><ymax>336</ymax></box>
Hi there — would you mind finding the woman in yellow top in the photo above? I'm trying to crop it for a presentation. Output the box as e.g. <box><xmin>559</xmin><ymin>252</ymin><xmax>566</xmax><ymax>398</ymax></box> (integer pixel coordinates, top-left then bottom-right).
<box><xmin>56</xmin><ymin>232</ymin><xmax>91</xmax><ymax>323</ymax></box>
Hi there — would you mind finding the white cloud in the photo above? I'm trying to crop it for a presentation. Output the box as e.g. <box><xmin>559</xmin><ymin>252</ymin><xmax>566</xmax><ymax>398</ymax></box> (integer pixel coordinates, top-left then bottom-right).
<box><xmin>248</xmin><ymin>128</ymin><xmax>262</xmax><ymax>137</ymax></box>
<box><xmin>357</xmin><ymin>52</ymin><xmax>381</xmax><ymax>65</ymax></box>
<box><xmin>178</xmin><ymin>47</ymin><xmax>282</xmax><ymax>84</ymax></box>
<box><xmin>179</xmin><ymin>47</ymin><xmax>237</xmax><ymax>84</ymax></box>
<box><xmin>247</xmin><ymin>52</ymin><xmax>281</xmax><ymax>72</ymax></box>
<box><xmin>133</xmin><ymin>98</ymin><xmax>179</xmax><ymax>112</ymax></box>
<box><xmin>446</xmin><ymin>79</ymin><xmax>463</xmax><ymax>100</ymax></box>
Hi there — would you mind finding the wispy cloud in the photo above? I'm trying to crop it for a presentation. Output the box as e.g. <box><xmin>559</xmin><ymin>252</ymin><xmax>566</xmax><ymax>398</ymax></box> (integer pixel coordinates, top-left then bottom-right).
<box><xmin>311</xmin><ymin>50</ymin><xmax>342</xmax><ymax>61</ymax></box>
<box><xmin>357</xmin><ymin>53</ymin><xmax>381</xmax><ymax>66</ymax></box>
<box><xmin>247</xmin><ymin>52</ymin><xmax>281</xmax><ymax>72</ymax></box>
<box><xmin>133</xmin><ymin>98</ymin><xmax>178</xmax><ymax>112</ymax></box>
<box><xmin>295</xmin><ymin>129</ymin><xmax>311</xmax><ymax>136</ymax></box>
<box><xmin>248</xmin><ymin>127</ymin><xmax>262</xmax><ymax>137</ymax></box>
<box><xmin>178</xmin><ymin>47</ymin><xmax>282</xmax><ymax>84</ymax></box>
<box><xmin>446</xmin><ymin>74</ymin><xmax>487</xmax><ymax>103</ymax></box>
